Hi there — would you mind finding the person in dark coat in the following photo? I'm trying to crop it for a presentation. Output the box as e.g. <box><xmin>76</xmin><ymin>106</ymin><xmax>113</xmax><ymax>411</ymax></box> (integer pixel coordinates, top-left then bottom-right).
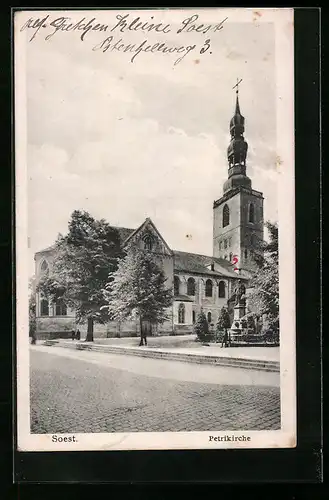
<box><xmin>139</xmin><ymin>331</ymin><xmax>148</xmax><ymax>346</ymax></box>
<box><xmin>76</xmin><ymin>329</ymin><xmax>81</xmax><ymax>341</ymax></box>
<box><xmin>221</xmin><ymin>330</ymin><xmax>229</xmax><ymax>348</ymax></box>
<box><xmin>71</xmin><ymin>330</ymin><xmax>75</xmax><ymax>341</ymax></box>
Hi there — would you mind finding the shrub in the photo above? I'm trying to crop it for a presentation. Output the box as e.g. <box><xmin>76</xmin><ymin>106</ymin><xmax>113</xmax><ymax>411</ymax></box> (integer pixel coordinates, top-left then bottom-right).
<box><xmin>216</xmin><ymin>307</ymin><xmax>231</xmax><ymax>331</ymax></box>
<box><xmin>247</xmin><ymin>314</ymin><xmax>256</xmax><ymax>330</ymax></box>
<box><xmin>216</xmin><ymin>307</ymin><xmax>231</xmax><ymax>343</ymax></box>
<box><xmin>194</xmin><ymin>310</ymin><xmax>209</xmax><ymax>342</ymax></box>
<box><xmin>241</xmin><ymin>319</ymin><xmax>248</xmax><ymax>329</ymax></box>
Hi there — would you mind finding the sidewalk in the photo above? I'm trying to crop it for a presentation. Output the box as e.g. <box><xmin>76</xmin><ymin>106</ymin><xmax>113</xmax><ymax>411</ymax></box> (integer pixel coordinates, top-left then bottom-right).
<box><xmin>42</xmin><ymin>339</ymin><xmax>280</xmax><ymax>372</ymax></box>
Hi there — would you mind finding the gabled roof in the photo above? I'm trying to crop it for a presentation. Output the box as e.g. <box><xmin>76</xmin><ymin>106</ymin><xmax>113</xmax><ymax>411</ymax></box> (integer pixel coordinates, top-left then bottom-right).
<box><xmin>173</xmin><ymin>250</ymin><xmax>247</xmax><ymax>280</ymax></box>
<box><xmin>124</xmin><ymin>217</ymin><xmax>173</xmax><ymax>255</ymax></box>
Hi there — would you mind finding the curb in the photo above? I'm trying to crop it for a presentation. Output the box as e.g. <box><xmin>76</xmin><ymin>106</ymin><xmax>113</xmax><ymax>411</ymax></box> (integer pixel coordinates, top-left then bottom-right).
<box><xmin>42</xmin><ymin>340</ymin><xmax>280</xmax><ymax>373</ymax></box>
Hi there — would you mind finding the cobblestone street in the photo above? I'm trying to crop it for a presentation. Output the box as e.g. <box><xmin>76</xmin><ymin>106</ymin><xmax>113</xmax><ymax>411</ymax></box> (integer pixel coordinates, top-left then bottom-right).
<box><xmin>30</xmin><ymin>347</ymin><xmax>281</xmax><ymax>433</ymax></box>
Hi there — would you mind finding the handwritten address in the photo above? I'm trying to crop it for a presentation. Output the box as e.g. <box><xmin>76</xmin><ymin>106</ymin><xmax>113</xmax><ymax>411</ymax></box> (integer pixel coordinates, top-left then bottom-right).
<box><xmin>19</xmin><ymin>13</ymin><xmax>228</xmax><ymax>66</ymax></box>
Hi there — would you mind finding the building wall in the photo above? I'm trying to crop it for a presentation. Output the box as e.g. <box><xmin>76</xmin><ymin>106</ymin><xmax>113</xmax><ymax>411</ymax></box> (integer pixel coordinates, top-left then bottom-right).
<box><xmin>173</xmin><ymin>273</ymin><xmax>232</xmax><ymax>328</ymax></box>
<box><xmin>33</xmin><ymin>224</ymin><xmax>242</xmax><ymax>339</ymax></box>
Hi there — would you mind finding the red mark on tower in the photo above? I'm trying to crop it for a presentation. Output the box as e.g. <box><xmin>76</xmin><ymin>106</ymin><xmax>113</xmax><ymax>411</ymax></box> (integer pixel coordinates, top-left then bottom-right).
<box><xmin>232</xmin><ymin>255</ymin><xmax>239</xmax><ymax>272</ymax></box>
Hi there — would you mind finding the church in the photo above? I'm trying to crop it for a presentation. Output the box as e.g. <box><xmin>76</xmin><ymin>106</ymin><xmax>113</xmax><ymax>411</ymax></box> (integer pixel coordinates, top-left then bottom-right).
<box><xmin>34</xmin><ymin>88</ymin><xmax>264</xmax><ymax>339</ymax></box>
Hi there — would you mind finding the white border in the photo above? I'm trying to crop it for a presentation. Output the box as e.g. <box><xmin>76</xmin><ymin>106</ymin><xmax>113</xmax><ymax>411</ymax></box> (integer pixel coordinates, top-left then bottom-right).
<box><xmin>15</xmin><ymin>8</ymin><xmax>296</xmax><ymax>451</ymax></box>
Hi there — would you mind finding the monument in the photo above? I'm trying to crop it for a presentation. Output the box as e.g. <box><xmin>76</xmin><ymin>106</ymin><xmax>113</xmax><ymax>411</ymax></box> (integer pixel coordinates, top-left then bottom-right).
<box><xmin>229</xmin><ymin>279</ymin><xmax>247</xmax><ymax>341</ymax></box>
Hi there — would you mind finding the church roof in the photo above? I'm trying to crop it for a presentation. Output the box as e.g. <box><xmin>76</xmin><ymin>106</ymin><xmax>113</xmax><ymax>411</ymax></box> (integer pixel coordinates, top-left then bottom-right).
<box><xmin>34</xmin><ymin>221</ymin><xmax>247</xmax><ymax>281</ymax></box>
<box><xmin>173</xmin><ymin>250</ymin><xmax>246</xmax><ymax>280</ymax></box>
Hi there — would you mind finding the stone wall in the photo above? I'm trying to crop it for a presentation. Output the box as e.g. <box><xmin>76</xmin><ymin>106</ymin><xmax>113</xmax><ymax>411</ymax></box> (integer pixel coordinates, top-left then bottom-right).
<box><xmin>36</xmin><ymin>316</ymin><xmax>76</xmax><ymax>339</ymax></box>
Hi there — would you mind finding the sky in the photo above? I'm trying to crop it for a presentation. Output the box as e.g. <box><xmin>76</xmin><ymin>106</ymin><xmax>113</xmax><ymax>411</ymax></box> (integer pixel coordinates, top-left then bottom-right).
<box><xmin>24</xmin><ymin>9</ymin><xmax>279</xmax><ymax>277</ymax></box>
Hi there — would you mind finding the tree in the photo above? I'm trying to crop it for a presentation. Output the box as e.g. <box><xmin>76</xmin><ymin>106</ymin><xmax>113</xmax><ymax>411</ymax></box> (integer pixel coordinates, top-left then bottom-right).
<box><xmin>37</xmin><ymin>210</ymin><xmax>122</xmax><ymax>341</ymax></box>
<box><xmin>248</xmin><ymin>221</ymin><xmax>279</xmax><ymax>334</ymax></box>
<box><xmin>216</xmin><ymin>307</ymin><xmax>231</xmax><ymax>341</ymax></box>
<box><xmin>102</xmin><ymin>247</ymin><xmax>173</xmax><ymax>344</ymax></box>
<box><xmin>194</xmin><ymin>309</ymin><xmax>209</xmax><ymax>342</ymax></box>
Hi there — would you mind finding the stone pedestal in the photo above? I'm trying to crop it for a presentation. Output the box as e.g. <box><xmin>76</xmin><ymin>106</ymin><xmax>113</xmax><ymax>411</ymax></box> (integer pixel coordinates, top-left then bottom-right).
<box><xmin>233</xmin><ymin>304</ymin><xmax>246</xmax><ymax>321</ymax></box>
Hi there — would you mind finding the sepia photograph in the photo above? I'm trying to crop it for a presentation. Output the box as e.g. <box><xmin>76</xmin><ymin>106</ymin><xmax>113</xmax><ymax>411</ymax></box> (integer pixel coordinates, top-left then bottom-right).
<box><xmin>15</xmin><ymin>8</ymin><xmax>296</xmax><ymax>451</ymax></box>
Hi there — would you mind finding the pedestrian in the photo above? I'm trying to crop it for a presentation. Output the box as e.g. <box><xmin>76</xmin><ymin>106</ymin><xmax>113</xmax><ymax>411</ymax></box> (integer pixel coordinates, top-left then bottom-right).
<box><xmin>76</xmin><ymin>329</ymin><xmax>81</xmax><ymax>341</ymax></box>
<box><xmin>30</xmin><ymin>330</ymin><xmax>36</xmax><ymax>345</ymax></box>
<box><xmin>139</xmin><ymin>331</ymin><xmax>148</xmax><ymax>346</ymax></box>
<box><xmin>221</xmin><ymin>330</ymin><xmax>229</xmax><ymax>348</ymax></box>
<box><xmin>71</xmin><ymin>329</ymin><xmax>75</xmax><ymax>341</ymax></box>
<box><xmin>139</xmin><ymin>322</ymin><xmax>149</xmax><ymax>346</ymax></box>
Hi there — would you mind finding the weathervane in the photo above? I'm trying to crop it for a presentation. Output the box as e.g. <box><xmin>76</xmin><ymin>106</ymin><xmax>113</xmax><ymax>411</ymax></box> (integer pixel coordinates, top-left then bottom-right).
<box><xmin>232</xmin><ymin>78</ymin><xmax>243</xmax><ymax>94</ymax></box>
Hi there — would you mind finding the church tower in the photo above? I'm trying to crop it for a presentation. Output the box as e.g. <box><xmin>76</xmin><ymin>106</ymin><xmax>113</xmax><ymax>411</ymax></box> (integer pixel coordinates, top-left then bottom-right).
<box><xmin>213</xmin><ymin>85</ymin><xmax>264</xmax><ymax>272</ymax></box>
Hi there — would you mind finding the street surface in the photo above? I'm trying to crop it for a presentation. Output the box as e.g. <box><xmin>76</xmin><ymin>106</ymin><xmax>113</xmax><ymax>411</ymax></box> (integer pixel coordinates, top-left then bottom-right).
<box><xmin>30</xmin><ymin>346</ymin><xmax>281</xmax><ymax>433</ymax></box>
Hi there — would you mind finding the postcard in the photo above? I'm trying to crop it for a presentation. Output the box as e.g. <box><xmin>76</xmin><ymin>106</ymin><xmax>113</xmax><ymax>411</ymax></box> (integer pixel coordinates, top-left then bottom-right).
<box><xmin>15</xmin><ymin>7</ymin><xmax>296</xmax><ymax>451</ymax></box>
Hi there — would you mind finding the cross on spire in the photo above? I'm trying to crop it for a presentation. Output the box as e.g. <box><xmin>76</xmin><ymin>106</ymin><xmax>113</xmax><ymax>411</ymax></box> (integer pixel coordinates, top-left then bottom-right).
<box><xmin>232</xmin><ymin>77</ymin><xmax>243</xmax><ymax>94</ymax></box>
<box><xmin>232</xmin><ymin>78</ymin><xmax>243</xmax><ymax>116</ymax></box>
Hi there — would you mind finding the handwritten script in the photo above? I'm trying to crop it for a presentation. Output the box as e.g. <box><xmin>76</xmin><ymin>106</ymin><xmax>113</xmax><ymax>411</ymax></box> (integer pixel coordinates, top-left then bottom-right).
<box><xmin>19</xmin><ymin>13</ymin><xmax>228</xmax><ymax>66</ymax></box>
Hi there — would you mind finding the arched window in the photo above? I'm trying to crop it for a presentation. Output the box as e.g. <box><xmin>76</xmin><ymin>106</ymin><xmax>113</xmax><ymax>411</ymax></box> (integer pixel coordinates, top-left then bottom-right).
<box><xmin>143</xmin><ymin>234</ymin><xmax>153</xmax><ymax>251</ymax></box>
<box><xmin>251</xmin><ymin>234</ymin><xmax>256</xmax><ymax>246</ymax></box>
<box><xmin>207</xmin><ymin>312</ymin><xmax>212</xmax><ymax>323</ymax></box>
<box><xmin>223</xmin><ymin>204</ymin><xmax>230</xmax><ymax>227</ymax></box>
<box><xmin>218</xmin><ymin>281</ymin><xmax>225</xmax><ymax>298</ymax></box>
<box><xmin>249</xmin><ymin>203</ymin><xmax>255</xmax><ymax>223</ymax></box>
<box><xmin>224</xmin><ymin>239</ymin><xmax>228</xmax><ymax>249</ymax></box>
<box><xmin>187</xmin><ymin>277</ymin><xmax>196</xmax><ymax>296</ymax></box>
<box><xmin>244</xmin><ymin>249</ymin><xmax>248</xmax><ymax>259</ymax></box>
<box><xmin>40</xmin><ymin>298</ymin><xmax>49</xmax><ymax>316</ymax></box>
<box><xmin>174</xmin><ymin>276</ymin><xmax>180</xmax><ymax>296</ymax></box>
<box><xmin>55</xmin><ymin>300</ymin><xmax>67</xmax><ymax>316</ymax></box>
<box><xmin>229</xmin><ymin>252</ymin><xmax>233</xmax><ymax>262</ymax></box>
<box><xmin>192</xmin><ymin>310</ymin><xmax>196</xmax><ymax>323</ymax></box>
<box><xmin>40</xmin><ymin>260</ymin><xmax>49</xmax><ymax>275</ymax></box>
<box><xmin>205</xmin><ymin>279</ymin><xmax>213</xmax><ymax>297</ymax></box>
<box><xmin>178</xmin><ymin>303</ymin><xmax>185</xmax><ymax>324</ymax></box>
<box><xmin>219</xmin><ymin>241</ymin><xmax>223</xmax><ymax>250</ymax></box>
<box><xmin>228</xmin><ymin>237</ymin><xmax>232</xmax><ymax>247</ymax></box>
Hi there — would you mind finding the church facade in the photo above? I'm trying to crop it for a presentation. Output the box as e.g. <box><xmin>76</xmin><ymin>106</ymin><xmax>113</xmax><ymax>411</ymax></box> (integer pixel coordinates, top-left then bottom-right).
<box><xmin>34</xmin><ymin>90</ymin><xmax>264</xmax><ymax>339</ymax></box>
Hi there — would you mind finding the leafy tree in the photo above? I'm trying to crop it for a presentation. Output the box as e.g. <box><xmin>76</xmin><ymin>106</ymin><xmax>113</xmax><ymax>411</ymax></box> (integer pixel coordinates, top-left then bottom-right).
<box><xmin>37</xmin><ymin>210</ymin><xmax>122</xmax><ymax>341</ymax></box>
<box><xmin>194</xmin><ymin>309</ymin><xmax>209</xmax><ymax>342</ymax></box>
<box><xmin>102</xmin><ymin>247</ymin><xmax>173</xmax><ymax>344</ymax></box>
<box><xmin>216</xmin><ymin>307</ymin><xmax>231</xmax><ymax>341</ymax></box>
<box><xmin>248</xmin><ymin>221</ymin><xmax>279</xmax><ymax>333</ymax></box>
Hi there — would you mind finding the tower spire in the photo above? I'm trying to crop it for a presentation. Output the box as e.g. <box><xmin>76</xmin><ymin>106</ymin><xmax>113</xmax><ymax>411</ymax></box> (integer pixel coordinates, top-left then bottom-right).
<box><xmin>223</xmin><ymin>80</ymin><xmax>251</xmax><ymax>194</ymax></box>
